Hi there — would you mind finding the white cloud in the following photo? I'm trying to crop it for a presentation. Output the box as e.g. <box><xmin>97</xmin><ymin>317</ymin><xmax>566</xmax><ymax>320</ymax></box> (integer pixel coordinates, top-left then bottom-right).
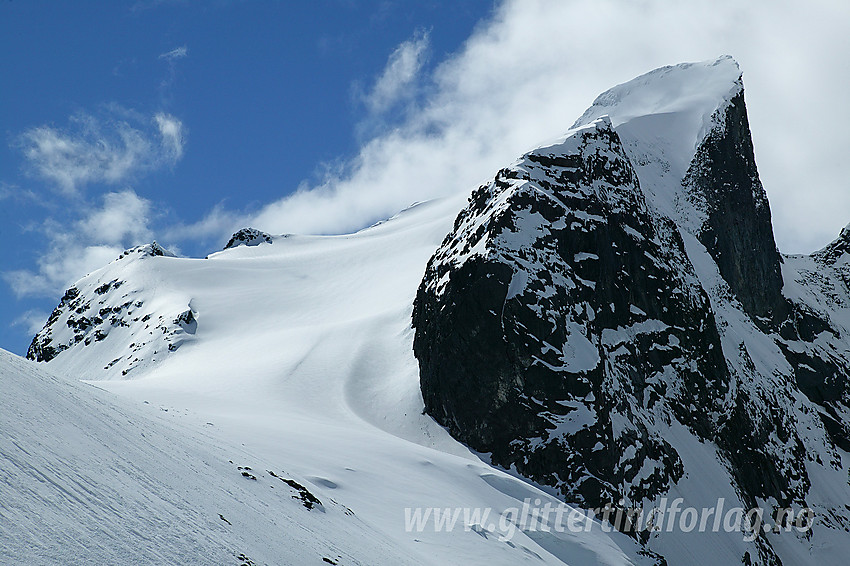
<box><xmin>7</xmin><ymin>0</ymin><xmax>845</xmax><ymax>336</ymax></box>
<box><xmin>27</xmin><ymin>0</ymin><xmax>840</xmax><ymax>260</ymax></box>
<box><xmin>155</xmin><ymin>113</ymin><xmax>185</xmax><ymax>161</ymax></box>
<box><xmin>218</xmin><ymin>0</ymin><xmax>849</xmax><ymax>255</ymax></box>
<box><xmin>4</xmin><ymin>190</ymin><xmax>154</xmax><ymax>297</ymax></box>
<box><xmin>158</xmin><ymin>45</ymin><xmax>188</xmax><ymax>105</ymax></box>
<box><xmin>7</xmin><ymin>0</ymin><xmax>844</xmax><ymax>313</ymax></box>
<box><xmin>159</xmin><ymin>45</ymin><xmax>188</xmax><ymax>61</ymax></box>
<box><xmin>11</xmin><ymin>309</ymin><xmax>51</xmax><ymax>336</ymax></box>
<box><xmin>0</xmin><ymin>182</ymin><xmax>39</xmax><ymax>203</ymax></box>
<box><xmin>77</xmin><ymin>190</ymin><xmax>154</xmax><ymax>246</ymax></box>
<box><xmin>16</xmin><ymin>109</ymin><xmax>185</xmax><ymax>195</ymax></box>
<box><xmin>364</xmin><ymin>30</ymin><xmax>429</xmax><ymax>114</ymax></box>
<box><xmin>162</xmin><ymin>202</ymin><xmax>249</xmax><ymax>246</ymax></box>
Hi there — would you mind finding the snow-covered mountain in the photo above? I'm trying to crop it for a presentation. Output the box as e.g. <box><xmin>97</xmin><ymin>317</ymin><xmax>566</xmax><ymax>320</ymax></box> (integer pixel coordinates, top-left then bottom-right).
<box><xmin>12</xmin><ymin>200</ymin><xmax>649</xmax><ymax>565</ymax></box>
<box><xmin>15</xmin><ymin>57</ymin><xmax>850</xmax><ymax>565</ymax></box>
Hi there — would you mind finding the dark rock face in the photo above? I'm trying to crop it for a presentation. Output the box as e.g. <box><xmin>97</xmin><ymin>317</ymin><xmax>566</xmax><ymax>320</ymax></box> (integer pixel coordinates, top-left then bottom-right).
<box><xmin>413</xmin><ymin>118</ymin><xmax>730</xmax><ymax>509</ymax></box>
<box><xmin>685</xmin><ymin>92</ymin><xmax>850</xmax><ymax>503</ymax></box>
<box><xmin>224</xmin><ymin>228</ymin><xmax>273</xmax><ymax>250</ymax></box>
<box><xmin>27</xmin><ymin>287</ymin><xmax>80</xmax><ymax>362</ymax></box>
<box><xmin>778</xmin><ymin>233</ymin><xmax>850</xmax><ymax>453</ymax></box>
<box><xmin>412</xmin><ymin>84</ymin><xmax>850</xmax><ymax>564</ymax></box>
<box><xmin>683</xmin><ymin>91</ymin><xmax>787</xmax><ymax>325</ymax></box>
<box><xmin>812</xmin><ymin>225</ymin><xmax>850</xmax><ymax>263</ymax></box>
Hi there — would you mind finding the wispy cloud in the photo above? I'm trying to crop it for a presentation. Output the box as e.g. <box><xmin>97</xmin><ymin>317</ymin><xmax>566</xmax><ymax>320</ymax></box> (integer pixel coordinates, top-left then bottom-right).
<box><xmin>161</xmin><ymin>202</ymin><xmax>248</xmax><ymax>247</ymax></box>
<box><xmin>155</xmin><ymin>112</ymin><xmax>185</xmax><ymax>161</ymax></box>
<box><xmin>11</xmin><ymin>309</ymin><xmax>51</xmax><ymax>336</ymax></box>
<box><xmin>4</xmin><ymin>190</ymin><xmax>154</xmax><ymax>297</ymax></box>
<box><xmin>13</xmin><ymin>0</ymin><xmax>848</xmax><ymax>308</ymax></box>
<box><xmin>199</xmin><ymin>0</ymin><xmax>848</xmax><ymax>255</ymax></box>
<box><xmin>363</xmin><ymin>30</ymin><xmax>429</xmax><ymax>115</ymax></box>
<box><xmin>158</xmin><ymin>45</ymin><xmax>189</xmax><ymax>106</ymax></box>
<box><xmin>76</xmin><ymin>190</ymin><xmax>154</xmax><ymax>246</ymax></box>
<box><xmin>15</xmin><ymin>108</ymin><xmax>186</xmax><ymax>196</ymax></box>
<box><xmin>0</xmin><ymin>182</ymin><xmax>39</xmax><ymax>204</ymax></box>
<box><xmin>159</xmin><ymin>45</ymin><xmax>188</xmax><ymax>61</ymax></box>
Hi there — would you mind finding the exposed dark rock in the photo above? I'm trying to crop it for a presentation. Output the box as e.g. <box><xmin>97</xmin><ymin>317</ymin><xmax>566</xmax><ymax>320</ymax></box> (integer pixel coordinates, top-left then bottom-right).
<box><xmin>776</xmin><ymin>227</ymin><xmax>850</xmax><ymax>453</ymax></box>
<box><xmin>174</xmin><ymin>309</ymin><xmax>198</xmax><ymax>334</ymax></box>
<box><xmin>224</xmin><ymin>228</ymin><xmax>273</xmax><ymax>250</ymax></box>
<box><xmin>413</xmin><ymin>79</ymin><xmax>849</xmax><ymax>562</ymax></box>
<box><xmin>117</xmin><ymin>241</ymin><xmax>174</xmax><ymax>260</ymax></box>
<box><xmin>95</xmin><ymin>279</ymin><xmax>123</xmax><ymax>295</ymax></box>
<box><xmin>413</xmin><ymin>118</ymin><xmax>730</xmax><ymax>511</ymax></box>
<box><xmin>279</xmin><ymin>477</ymin><xmax>322</xmax><ymax>510</ymax></box>
<box><xmin>812</xmin><ymin>224</ymin><xmax>850</xmax><ymax>263</ymax></box>
<box><xmin>27</xmin><ymin>341</ymin><xmax>66</xmax><ymax>363</ymax></box>
<box><xmin>683</xmin><ymin>91</ymin><xmax>788</xmax><ymax>326</ymax></box>
<box><xmin>27</xmin><ymin>256</ymin><xmax>196</xmax><ymax>376</ymax></box>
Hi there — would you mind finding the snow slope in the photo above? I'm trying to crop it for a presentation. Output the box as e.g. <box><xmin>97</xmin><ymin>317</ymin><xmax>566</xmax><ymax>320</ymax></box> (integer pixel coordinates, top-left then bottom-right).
<box><xmin>573</xmin><ymin>54</ymin><xmax>741</xmax><ymax>228</ymax></box>
<box><xmin>0</xmin><ymin>349</ymin><xmax>415</xmax><ymax>565</ymax></box>
<box><xmin>8</xmin><ymin>197</ymin><xmax>649</xmax><ymax>565</ymax></box>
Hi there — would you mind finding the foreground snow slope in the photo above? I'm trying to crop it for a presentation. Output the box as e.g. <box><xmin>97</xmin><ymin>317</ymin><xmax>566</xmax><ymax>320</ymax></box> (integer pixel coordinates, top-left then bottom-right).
<box><xmin>0</xmin><ymin>349</ymin><xmax>417</xmax><ymax>565</ymax></box>
<box><xmin>12</xmin><ymin>197</ymin><xmax>648</xmax><ymax>565</ymax></box>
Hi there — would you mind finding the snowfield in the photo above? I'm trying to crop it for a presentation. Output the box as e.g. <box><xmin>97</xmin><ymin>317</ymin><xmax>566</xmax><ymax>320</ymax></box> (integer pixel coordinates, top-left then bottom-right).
<box><xmin>2</xmin><ymin>196</ymin><xmax>649</xmax><ymax>565</ymax></box>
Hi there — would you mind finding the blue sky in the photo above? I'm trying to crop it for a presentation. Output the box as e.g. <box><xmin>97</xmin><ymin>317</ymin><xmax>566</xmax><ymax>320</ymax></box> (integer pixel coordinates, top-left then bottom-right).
<box><xmin>2</xmin><ymin>0</ymin><xmax>849</xmax><ymax>355</ymax></box>
<box><xmin>0</xmin><ymin>1</ymin><xmax>491</xmax><ymax>353</ymax></box>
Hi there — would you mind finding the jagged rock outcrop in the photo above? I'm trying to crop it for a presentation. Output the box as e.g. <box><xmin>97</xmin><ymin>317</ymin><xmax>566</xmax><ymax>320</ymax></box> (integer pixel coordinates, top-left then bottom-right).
<box><xmin>224</xmin><ymin>228</ymin><xmax>273</xmax><ymax>250</ymax></box>
<box><xmin>414</xmin><ymin>117</ymin><xmax>729</xmax><ymax>509</ymax></box>
<box><xmin>118</xmin><ymin>241</ymin><xmax>175</xmax><ymax>259</ymax></box>
<box><xmin>812</xmin><ymin>224</ymin><xmax>850</xmax><ymax>262</ymax></box>
<box><xmin>413</xmin><ymin>58</ymin><xmax>850</xmax><ymax>565</ymax></box>
<box><xmin>780</xmin><ymin>231</ymin><xmax>850</xmax><ymax>453</ymax></box>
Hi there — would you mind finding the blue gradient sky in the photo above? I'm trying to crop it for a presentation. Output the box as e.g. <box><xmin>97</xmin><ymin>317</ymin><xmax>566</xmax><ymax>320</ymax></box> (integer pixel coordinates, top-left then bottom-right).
<box><xmin>2</xmin><ymin>0</ymin><xmax>848</xmax><ymax>356</ymax></box>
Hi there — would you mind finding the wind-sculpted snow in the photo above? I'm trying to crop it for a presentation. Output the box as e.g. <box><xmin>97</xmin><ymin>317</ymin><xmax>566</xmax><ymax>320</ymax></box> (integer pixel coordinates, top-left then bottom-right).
<box><xmin>0</xmin><ymin>350</ymin><xmax>417</xmax><ymax>565</ymax></box>
<box><xmin>22</xmin><ymin>199</ymin><xmax>651</xmax><ymax>565</ymax></box>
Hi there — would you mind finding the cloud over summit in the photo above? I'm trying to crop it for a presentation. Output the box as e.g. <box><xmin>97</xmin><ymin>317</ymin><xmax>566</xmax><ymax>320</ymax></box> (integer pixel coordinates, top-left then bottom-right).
<box><xmin>238</xmin><ymin>0</ymin><xmax>850</xmax><ymax>255</ymax></box>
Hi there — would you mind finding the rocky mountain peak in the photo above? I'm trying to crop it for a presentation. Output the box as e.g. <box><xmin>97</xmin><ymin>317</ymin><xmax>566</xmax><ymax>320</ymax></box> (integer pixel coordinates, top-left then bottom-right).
<box><xmin>117</xmin><ymin>241</ymin><xmax>175</xmax><ymax>260</ymax></box>
<box><xmin>682</xmin><ymin>88</ymin><xmax>787</xmax><ymax>324</ymax></box>
<box><xmin>812</xmin><ymin>223</ymin><xmax>850</xmax><ymax>263</ymax></box>
<box><xmin>413</xmin><ymin>58</ymin><xmax>850</xmax><ymax>564</ymax></box>
<box><xmin>575</xmin><ymin>56</ymin><xmax>787</xmax><ymax>325</ymax></box>
<box><xmin>224</xmin><ymin>228</ymin><xmax>274</xmax><ymax>250</ymax></box>
<box><xmin>414</xmin><ymin>109</ymin><xmax>729</xmax><ymax>510</ymax></box>
<box><xmin>27</xmin><ymin>241</ymin><xmax>194</xmax><ymax>376</ymax></box>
